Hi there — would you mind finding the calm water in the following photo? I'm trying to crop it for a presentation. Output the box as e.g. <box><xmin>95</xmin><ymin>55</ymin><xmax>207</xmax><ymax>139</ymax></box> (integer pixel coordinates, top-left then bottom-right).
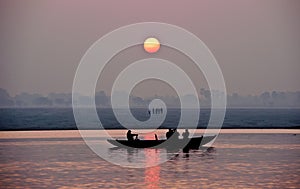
<box><xmin>0</xmin><ymin>131</ymin><xmax>299</xmax><ymax>188</ymax></box>
<box><xmin>0</xmin><ymin>108</ymin><xmax>300</xmax><ymax>130</ymax></box>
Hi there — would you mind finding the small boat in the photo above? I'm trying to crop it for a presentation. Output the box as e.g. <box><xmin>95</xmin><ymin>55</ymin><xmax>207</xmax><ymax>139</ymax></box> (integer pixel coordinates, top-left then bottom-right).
<box><xmin>107</xmin><ymin>135</ymin><xmax>216</xmax><ymax>149</ymax></box>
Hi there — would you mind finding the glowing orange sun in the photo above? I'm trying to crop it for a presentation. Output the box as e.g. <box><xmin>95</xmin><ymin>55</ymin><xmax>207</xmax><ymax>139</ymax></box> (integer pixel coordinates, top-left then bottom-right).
<box><xmin>144</xmin><ymin>37</ymin><xmax>160</xmax><ymax>53</ymax></box>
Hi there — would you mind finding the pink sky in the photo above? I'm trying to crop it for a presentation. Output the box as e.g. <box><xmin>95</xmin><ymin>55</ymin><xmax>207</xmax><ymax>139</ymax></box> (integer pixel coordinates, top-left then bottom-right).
<box><xmin>0</xmin><ymin>0</ymin><xmax>299</xmax><ymax>96</ymax></box>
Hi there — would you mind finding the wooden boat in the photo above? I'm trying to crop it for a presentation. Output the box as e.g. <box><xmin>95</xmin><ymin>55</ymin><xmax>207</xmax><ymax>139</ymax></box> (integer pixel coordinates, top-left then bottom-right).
<box><xmin>107</xmin><ymin>135</ymin><xmax>216</xmax><ymax>149</ymax></box>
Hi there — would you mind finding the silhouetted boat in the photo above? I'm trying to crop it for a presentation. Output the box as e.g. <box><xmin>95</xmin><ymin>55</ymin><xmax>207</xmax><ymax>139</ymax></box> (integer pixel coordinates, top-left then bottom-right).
<box><xmin>107</xmin><ymin>135</ymin><xmax>216</xmax><ymax>149</ymax></box>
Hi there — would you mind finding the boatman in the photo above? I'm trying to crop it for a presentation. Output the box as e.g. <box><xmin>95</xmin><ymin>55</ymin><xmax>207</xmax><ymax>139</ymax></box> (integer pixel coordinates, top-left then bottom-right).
<box><xmin>127</xmin><ymin>130</ymin><xmax>138</xmax><ymax>141</ymax></box>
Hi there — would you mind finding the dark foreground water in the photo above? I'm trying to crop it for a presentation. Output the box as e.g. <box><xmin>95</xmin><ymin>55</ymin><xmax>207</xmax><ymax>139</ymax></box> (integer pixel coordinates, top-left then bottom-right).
<box><xmin>0</xmin><ymin>131</ymin><xmax>299</xmax><ymax>188</ymax></box>
<box><xmin>0</xmin><ymin>108</ymin><xmax>300</xmax><ymax>130</ymax></box>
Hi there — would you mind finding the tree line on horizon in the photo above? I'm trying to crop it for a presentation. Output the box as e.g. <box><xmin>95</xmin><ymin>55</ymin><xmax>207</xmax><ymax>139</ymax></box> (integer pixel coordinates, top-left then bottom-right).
<box><xmin>0</xmin><ymin>88</ymin><xmax>299</xmax><ymax>108</ymax></box>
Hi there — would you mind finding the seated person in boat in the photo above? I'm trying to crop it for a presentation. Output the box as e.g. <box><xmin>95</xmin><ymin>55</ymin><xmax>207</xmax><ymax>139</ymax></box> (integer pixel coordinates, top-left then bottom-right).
<box><xmin>182</xmin><ymin>129</ymin><xmax>189</xmax><ymax>139</ymax></box>
<box><xmin>166</xmin><ymin>129</ymin><xmax>179</xmax><ymax>139</ymax></box>
<box><xmin>173</xmin><ymin>129</ymin><xmax>179</xmax><ymax>139</ymax></box>
<box><xmin>127</xmin><ymin>130</ymin><xmax>138</xmax><ymax>141</ymax></box>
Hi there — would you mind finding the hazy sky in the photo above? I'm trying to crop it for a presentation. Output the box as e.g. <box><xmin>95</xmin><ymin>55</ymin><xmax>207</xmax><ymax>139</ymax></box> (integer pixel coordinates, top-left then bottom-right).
<box><xmin>0</xmin><ymin>0</ymin><xmax>299</xmax><ymax>96</ymax></box>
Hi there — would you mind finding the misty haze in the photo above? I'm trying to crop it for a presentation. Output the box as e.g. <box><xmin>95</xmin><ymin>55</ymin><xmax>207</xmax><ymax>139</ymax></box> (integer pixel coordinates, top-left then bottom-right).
<box><xmin>1</xmin><ymin>88</ymin><xmax>299</xmax><ymax>108</ymax></box>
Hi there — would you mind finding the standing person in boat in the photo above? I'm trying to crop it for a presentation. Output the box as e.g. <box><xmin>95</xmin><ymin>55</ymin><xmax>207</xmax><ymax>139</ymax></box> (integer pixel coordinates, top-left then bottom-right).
<box><xmin>127</xmin><ymin>130</ymin><xmax>138</xmax><ymax>141</ymax></box>
<box><xmin>166</xmin><ymin>129</ymin><xmax>174</xmax><ymax>139</ymax></box>
<box><xmin>182</xmin><ymin>129</ymin><xmax>190</xmax><ymax>139</ymax></box>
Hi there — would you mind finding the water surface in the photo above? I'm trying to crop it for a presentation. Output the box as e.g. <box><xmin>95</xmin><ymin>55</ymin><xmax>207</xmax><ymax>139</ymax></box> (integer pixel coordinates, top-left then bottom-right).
<box><xmin>1</xmin><ymin>108</ymin><xmax>300</xmax><ymax>130</ymax></box>
<box><xmin>0</xmin><ymin>130</ymin><xmax>299</xmax><ymax>188</ymax></box>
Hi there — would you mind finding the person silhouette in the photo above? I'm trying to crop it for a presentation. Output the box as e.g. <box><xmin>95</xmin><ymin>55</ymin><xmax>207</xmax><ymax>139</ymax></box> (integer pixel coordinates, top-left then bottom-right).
<box><xmin>127</xmin><ymin>130</ymin><xmax>138</xmax><ymax>141</ymax></box>
<box><xmin>173</xmin><ymin>129</ymin><xmax>179</xmax><ymax>139</ymax></box>
<box><xmin>182</xmin><ymin>129</ymin><xmax>190</xmax><ymax>139</ymax></box>
<box><xmin>166</xmin><ymin>129</ymin><xmax>174</xmax><ymax>139</ymax></box>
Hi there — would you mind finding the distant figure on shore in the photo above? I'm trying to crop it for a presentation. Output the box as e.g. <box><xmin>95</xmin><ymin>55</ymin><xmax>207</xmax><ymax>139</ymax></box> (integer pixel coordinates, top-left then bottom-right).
<box><xmin>166</xmin><ymin>129</ymin><xmax>174</xmax><ymax>139</ymax></box>
<box><xmin>182</xmin><ymin>129</ymin><xmax>190</xmax><ymax>139</ymax></box>
<box><xmin>150</xmin><ymin>108</ymin><xmax>163</xmax><ymax>115</ymax></box>
<box><xmin>155</xmin><ymin>134</ymin><xmax>158</xmax><ymax>140</ymax></box>
<box><xmin>127</xmin><ymin>130</ymin><xmax>138</xmax><ymax>141</ymax></box>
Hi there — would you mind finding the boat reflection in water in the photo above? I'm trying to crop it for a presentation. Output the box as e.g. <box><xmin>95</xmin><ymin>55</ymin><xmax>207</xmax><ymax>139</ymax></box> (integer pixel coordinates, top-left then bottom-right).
<box><xmin>107</xmin><ymin>141</ymin><xmax>217</xmax><ymax>188</ymax></box>
<box><xmin>107</xmin><ymin>132</ymin><xmax>217</xmax><ymax>188</ymax></box>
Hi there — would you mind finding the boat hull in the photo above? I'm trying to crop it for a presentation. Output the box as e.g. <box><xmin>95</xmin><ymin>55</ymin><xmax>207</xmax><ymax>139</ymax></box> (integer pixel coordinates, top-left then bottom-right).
<box><xmin>107</xmin><ymin>135</ymin><xmax>216</xmax><ymax>149</ymax></box>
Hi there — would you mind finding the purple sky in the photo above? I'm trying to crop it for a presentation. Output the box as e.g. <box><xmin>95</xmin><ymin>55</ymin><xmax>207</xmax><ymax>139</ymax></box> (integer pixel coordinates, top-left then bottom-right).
<box><xmin>0</xmin><ymin>0</ymin><xmax>299</xmax><ymax>96</ymax></box>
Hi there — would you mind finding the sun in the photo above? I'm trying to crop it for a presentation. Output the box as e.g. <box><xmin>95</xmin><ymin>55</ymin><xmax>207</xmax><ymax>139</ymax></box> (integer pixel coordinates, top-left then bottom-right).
<box><xmin>144</xmin><ymin>37</ymin><xmax>160</xmax><ymax>53</ymax></box>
